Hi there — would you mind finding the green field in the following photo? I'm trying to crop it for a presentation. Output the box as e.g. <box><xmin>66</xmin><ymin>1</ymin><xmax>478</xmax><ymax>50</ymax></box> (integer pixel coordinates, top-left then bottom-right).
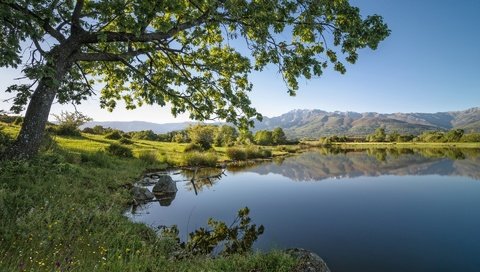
<box><xmin>0</xmin><ymin>123</ymin><xmax>296</xmax><ymax>271</ymax></box>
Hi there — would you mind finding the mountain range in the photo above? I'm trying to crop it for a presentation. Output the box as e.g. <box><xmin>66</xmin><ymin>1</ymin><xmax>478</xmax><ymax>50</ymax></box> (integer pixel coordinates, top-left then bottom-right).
<box><xmin>82</xmin><ymin>107</ymin><xmax>480</xmax><ymax>139</ymax></box>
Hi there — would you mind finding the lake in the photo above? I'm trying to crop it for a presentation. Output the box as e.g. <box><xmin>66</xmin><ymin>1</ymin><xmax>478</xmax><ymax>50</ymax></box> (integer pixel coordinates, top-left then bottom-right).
<box><xmin>126</xmin><ymin>148</ymin><xmax>480</xmax><ymax>272</ymax></box>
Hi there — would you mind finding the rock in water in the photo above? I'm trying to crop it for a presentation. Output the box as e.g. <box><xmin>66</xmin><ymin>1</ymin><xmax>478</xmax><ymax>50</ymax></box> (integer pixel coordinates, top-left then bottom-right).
<box><xmin>152</xmin><ymin>175</ymin><xmax>177</xmax><ymax>194</ymax></box>
<box><xmin>285</xmin><ymin>248</ymin><xmax>331</xmax><ymax>272</ymax></box>
<box><xmin>152</xmin><ymin>175</ymin><xmax>178</xmax><ymax>206</ymax></box>
<box><xmin>139</xmin><ymin>176</ymin><xmax>157</xmax><ymax>186</ymax></box>
<box><xmin>132</xmin><ymin>187</ymin><xmax>155</xmax><ymax>203</ymax></box>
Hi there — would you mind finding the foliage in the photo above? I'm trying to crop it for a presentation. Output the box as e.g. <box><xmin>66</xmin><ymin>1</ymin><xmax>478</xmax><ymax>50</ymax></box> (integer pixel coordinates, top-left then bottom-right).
<box><xmin>444</xmin><ymin>129</ymin><xmax>464</xmax><ymax>142</ymax></box>
<box><xmin>52</xmin><ymin>111</ymin><xmax>92</xmax><ymax>136</ymax></box>
<box><xmin>236</xmin><ymin>130</ymin><xmax>254</xmax><ymax>145</ymax></box>
<box><xmin>184</xmin><ymin>143</ymin><xmax>205</xmax><ymax>153</ymax></box>
<box><xmin>105</xmin><ymin>143</ymin><xmax>133</xmax><ymax>158</ymax></box>
<box><xmin>104</xmin><ymin>130</ymin><xmax>124</xmax><ymax>140</ymax></box>
<box><xmin>214</xmin><ymin>125</ymin><xmax>238</xmax><ymax>147</ymax></box>
<box><xmin>272</xmin><ymin>128</ymin><xmax>287</xmax><ymax>145</ymax></box>
<box><xmin>131</xmin><ymin>130</ymin><xmax>159</xmax><ymax>141</ymax></box>
<box><xmin>119</xmin><ymin>137</ymin><xmax>133</xmax><ymax>145</ymax></box>
<box><xmin>254</xmin><ymin>130</ymin><xmax>274</xmax><ymax>146</ymax></box>
<box><xmin>2</xmin><ymin>0</ymin><xmax>389</xmax><ymax>157</ymax></box>
<box><xmin>226</xmin><ymin>147</ymin><xmax>248</xmax><ymax>161</ymax></box>
<box><xmin>460</xmin><ymin>133</ymin><xmax>480</xmax><ymax>142</ymax></box>
<box><xmin>172</xmin><ymin>131</ymin><xmax>190</xmax><ymax>143</ymax></box>
<box><xmin>245</xmin><ymin>147</ymin><xmax>272</xmax><ymax>159</ymax></box>
<box><xmin>162</xmin><ymin>207</ymin><xmax>264</xmax><ymax>257</ymax></box>
<box><xmin>182</xmin><ymin>152</ymin><xmax>217</xmax><ymax>167</ymax></box>
<box><xmin>226</xmin><ymin>146</ymin><xmax>272</xmax><ymax>160</ymax></box>
<box><xmin>138</xmin><ymin>150</ymin><xmax>159</xmax><ymax>164</ymax></box>
<box><xmin>187</xmin><ymin>124</ymin><xmax>217</xmax><ymax>150</ymax></box>
<box><xmin>0</xmin><ymin>126</ymin><xmax>13</xmax><ymax>155</ymax></box>
<box><xmin>367</xmin><ymin>127</ymin><xmax>386</xmax><ymax>142</ymax></box>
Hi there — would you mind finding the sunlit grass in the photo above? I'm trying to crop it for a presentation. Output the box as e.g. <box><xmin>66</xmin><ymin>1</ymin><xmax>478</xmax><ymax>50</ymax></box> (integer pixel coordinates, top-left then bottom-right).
<box><xmin>0</xmin><ymin>123</ymin><xmax>297</xmax><ymax>271</ymax></box>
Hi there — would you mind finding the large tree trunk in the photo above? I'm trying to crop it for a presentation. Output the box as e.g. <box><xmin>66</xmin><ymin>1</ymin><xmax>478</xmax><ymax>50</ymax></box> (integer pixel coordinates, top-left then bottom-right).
<box><xmin>9</xmin><ymin>80</ymin><xmax>58</xmax><ymax>158</ymax></box>
<box><xmin>8</xmin><ymin>58</ymin><xmax>70</xmax><ymax>159</ymax></box>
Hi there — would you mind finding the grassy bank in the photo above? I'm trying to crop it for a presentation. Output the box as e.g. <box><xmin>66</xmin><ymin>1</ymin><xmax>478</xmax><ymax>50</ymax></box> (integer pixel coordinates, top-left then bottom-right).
<box><xmin>0</xmin><ymin>123</ymin><xmax>296</xmax><ymax>271</ymax></box>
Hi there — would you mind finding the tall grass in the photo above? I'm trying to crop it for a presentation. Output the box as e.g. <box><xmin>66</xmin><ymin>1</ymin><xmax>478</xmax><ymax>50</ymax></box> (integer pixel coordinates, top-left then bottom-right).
<box><xmin>182</xmin><ymin>151</ymin><xmax>218</xmax><ymax>167</ymax></box>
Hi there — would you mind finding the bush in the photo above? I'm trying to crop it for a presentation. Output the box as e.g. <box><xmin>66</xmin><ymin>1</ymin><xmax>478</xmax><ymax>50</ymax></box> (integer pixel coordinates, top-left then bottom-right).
<box><xmin>184</xmin><ymin>143</ymin><xmax>204</xmax><ymax>152</ymax></box>
<box><xmin>119</xmin><ymin>137</ymin><xmax>133</xmax><ymax>145</ymax></box>
<box><xmin>182</xmin><ymin>152</ymin><xmax>217</xmax><ymax>167</ymax></box>
<box><xmin>0</xmin><ymin>127</ymin><xmax>13</xmax><ymax>154</ymax></box>
<box><xmin>138</xmin><ymin>150</ymin><xmax>158</xmax><ymax>164</ymax></box>
<box><xmin>226</xmin><ymin>147</ymin><xmax>272</xmax><ymax>161</ymax></box>
<box><xmin>226</xmin><ymin>147</ymin><xmax>247</xmax><ymax>160</ymax></box>
<box><xmin>245</xmin><ymin>146</ymin><xmax>271</xmax><ymax>159</ymax></box>
<box><xmin>82</xmin><ymin>127</ymin><xmax>95</xmax><ymax>134</ymax></box>
<box><xmin>105</xmin><ymin>130</ymin><xmax>123</xmax><ymax>140</ymax></box>
<box><xmin>105</xmin><ymin>143</ymin><xmax>133</xmax><ymax>158</ymax></box>
<box><xmin>52</xmin><ymin>111</ymin><xmax>91</xmax><ymax>136</ymax></box>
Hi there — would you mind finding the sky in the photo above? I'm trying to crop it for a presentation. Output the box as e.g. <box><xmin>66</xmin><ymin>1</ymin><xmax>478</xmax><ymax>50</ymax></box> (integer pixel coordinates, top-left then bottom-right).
<box><xmin>1</xmin><ymin>0</ymin><xmax>479</xmax><ymax>123</ymax></box>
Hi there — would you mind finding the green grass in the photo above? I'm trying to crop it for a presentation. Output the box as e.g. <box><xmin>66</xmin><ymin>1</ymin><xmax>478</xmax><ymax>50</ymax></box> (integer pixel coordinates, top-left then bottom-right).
<box><xmin>0</xmin><ymin>123</ymin><xmax>297</xmax><ymax>271</ymax></box>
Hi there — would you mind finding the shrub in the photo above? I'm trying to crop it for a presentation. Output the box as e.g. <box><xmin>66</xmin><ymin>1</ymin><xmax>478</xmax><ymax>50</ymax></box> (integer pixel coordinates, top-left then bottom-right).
<box><xmin>119</xmin><ymin>137</ymin><xmax>133</xmax><ymax>145</ymax></box>
<box><xmin>82</xmin><ymin>127</ymin><xmax>95</xmax><ymax>134</ymax></box>
<box><xmin>138</xmin><ymin>150</ymin><xmax>158</xmax><ymax>164</ymax></box>
<box><xmin>80</xmin><ymin>151</ymin><xmax>112</xmax><ymax>168</ymax></box>
<box><xmin>105</xmin><ymin>130</ymin><xmax>123</xmax><ymax>140</ymax></box>
<box><xmin>0</xmin><ymin>127</ymin><xmax>13</xmax><ymax>154</ymax></box>
<box><xmin>105</xmin><ymin>143</ymin><xmax>133</xmax><ymax>158</ymax></box>
<box><xmin>182</xmin><ymin>152</ymin><xmax>217</xmax><ymax>167</ymax></box>
<box><xmin>245</xmin><ymin>146</ymin><xmax>271</xmax><ymax>159</ymax></box>
<box><xmin>226</xmin><ymin>147</ymin><xmax>247</xmax><ymax>160</ymax></box>
<box><xmin>184</xmin><ymin>143</ymin><xmax>204</xmax><ymax>153</ymax></box>
<box><xmin>13</xmin><ymin>117</ymin><xmax>23</xmax><ymax>125</ymax></box>
<box><xmin>52</xmin><ymin>111</ymin><xmax>91</xmax><ymax>136</ymax></box>
<box><xmin>226</xmin><ymin>147</ymin><xmax>272</xmax><ymax>160</ymax></box>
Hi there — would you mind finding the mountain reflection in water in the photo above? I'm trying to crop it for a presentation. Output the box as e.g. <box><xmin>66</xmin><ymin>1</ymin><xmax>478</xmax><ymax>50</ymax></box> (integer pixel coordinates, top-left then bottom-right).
<box><xmin>226</xmin><ymin>147</ymin><xmax>480</xmax><ymax>181</ymax></box>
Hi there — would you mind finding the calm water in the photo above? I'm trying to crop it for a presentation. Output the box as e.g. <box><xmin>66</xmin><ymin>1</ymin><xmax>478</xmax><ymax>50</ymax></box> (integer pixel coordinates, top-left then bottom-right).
<box><xmin>126</xmin><ymin>148</ymin><xmax>480</xmax><ymax>272</ymax></box>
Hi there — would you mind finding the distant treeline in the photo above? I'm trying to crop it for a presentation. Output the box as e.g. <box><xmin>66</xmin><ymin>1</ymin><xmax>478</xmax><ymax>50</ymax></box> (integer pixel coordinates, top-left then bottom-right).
<box><xmin>320</xmin><ymin>128</ymin><xmax>480</xmax><ymax>143</ymax></box>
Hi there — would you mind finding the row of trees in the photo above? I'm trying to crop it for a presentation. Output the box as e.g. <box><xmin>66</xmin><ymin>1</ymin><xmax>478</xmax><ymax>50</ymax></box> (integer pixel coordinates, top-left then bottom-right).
<box><xmin>320</xmin><ymin>128</ymin><xmax>480</xmax><ymax>144</ymax></box>
<box><xmin>80</xmin><ymin>121</ymin><xmax>289</xmax><ymax>148</ymax></box>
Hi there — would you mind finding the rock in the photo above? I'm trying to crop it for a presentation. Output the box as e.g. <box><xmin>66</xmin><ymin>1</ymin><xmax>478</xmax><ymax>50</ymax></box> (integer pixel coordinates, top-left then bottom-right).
<box><xmin>152</xmin><ymin>175</ymin><xmax>177</xmax><ymax>206</ymax></box>
<box><xmin>132</xmin><ymin>187</ymin><xmax>155</xmax><ymax>203</ymax></box>
<box><xmin>139</xmin><ymin>176</ymin><xmax>157</xmax><ymax>186</ymax></box>
<box><xmin>152</xmin><ymin>175</ymin><xmax>177</xmax><ymax>194</ymax></box>
<box><xmin>285</xmin><ymin>248</ymin><xmax>331</xmax><ymax>272</ymax></box>
<box><xmin>155</xmin><ymin>192</ymin><xmax>177</xmax><ymax>207</ymax></box>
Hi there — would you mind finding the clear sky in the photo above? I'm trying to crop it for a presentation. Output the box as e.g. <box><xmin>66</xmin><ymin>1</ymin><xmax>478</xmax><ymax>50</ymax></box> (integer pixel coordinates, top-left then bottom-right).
<box><xmin>1</xmin><ymin>0</ymin><xmax>479</xmax><ymax>123</ymax></box>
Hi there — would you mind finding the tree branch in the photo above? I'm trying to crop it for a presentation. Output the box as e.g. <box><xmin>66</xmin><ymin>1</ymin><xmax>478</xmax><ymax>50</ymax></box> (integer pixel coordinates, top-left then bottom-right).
<box><xmin>2</xmin><ymin>2</ymin><xmax>66</xmax><ymax>43</ymax></box>
<box><xmin>71</xmin><ymin>0</ymin><xmax>84</xmax><ymax>33</ymax></box>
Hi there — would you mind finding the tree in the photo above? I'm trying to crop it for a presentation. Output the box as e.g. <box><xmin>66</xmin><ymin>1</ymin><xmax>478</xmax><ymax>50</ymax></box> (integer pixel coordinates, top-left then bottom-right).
<box><xmin>272</xmin><ymin>127</ymin><xmax>287</xmax><ymax>145</ymax></box>
<box><xmin>254</xmin><ymin>130</ymin><xmax>273</xmax><ymax>146</ymax></box>
<box><xmin>1</xmin><ymin>0</ymin><xmax>389</xmax><ymax>158</ymax></box>
<box><xmin>187</xmin><ymin>124</ymin><xmax>216</xmax><ymax>150</ymax></box>
<box><xmin>369</xmin><ymin>127</ymin><xmax>386</xmax><ymax>142</ymax></box>
<box><xmin>444</xmin><ymin>129</ymin><xmax>464</xmax><ymax>142</ymax></box>
<box><xmin>52</xmin><ymin>111</ymin><xmax>91</xmax><ymax>136</ymax></box>
<box><xmin>214</xmin><ymin>125</ymin><xmax>238</xmax><ymax>147</ymax></box>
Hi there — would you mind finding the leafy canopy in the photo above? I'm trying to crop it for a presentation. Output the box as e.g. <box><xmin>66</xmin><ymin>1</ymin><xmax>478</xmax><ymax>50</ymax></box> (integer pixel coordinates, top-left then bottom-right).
<box><xmin>1</xmin><ymin>0</ymin><xmax>389</xmax><ymax>129</ymax></box>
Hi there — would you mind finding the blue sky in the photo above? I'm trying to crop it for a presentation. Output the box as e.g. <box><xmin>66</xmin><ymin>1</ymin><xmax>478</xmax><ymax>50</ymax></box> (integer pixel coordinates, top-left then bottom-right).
<box><xmin>1</xmin><ymin>0</ymin><xmax>479</xmax><ymax>123</ymax></box>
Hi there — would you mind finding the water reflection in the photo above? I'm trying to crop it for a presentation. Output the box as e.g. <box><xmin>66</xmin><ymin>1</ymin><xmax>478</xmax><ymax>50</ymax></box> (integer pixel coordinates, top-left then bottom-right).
<box><xmin>228</xmin><ymin>147</ymin><xmax>480</xmax><ymax>181</ymax></box>
<box><xmin>128</xmin><ymin>147</ymin><xmax>480</xmax><ymax>272</ymax></box>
